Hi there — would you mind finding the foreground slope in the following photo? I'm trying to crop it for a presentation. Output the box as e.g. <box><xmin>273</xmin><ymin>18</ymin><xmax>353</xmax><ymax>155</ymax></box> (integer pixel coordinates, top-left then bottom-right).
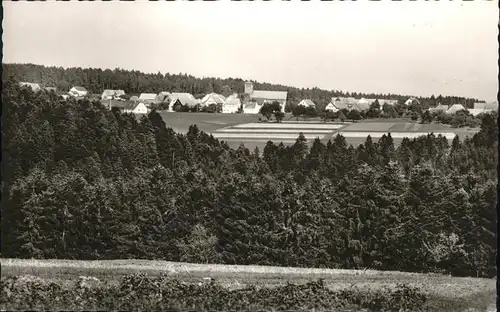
<box><xmin>1</xmin><ymin>258</ymin><xmax>496</xmax><ymax>312</ymax></box>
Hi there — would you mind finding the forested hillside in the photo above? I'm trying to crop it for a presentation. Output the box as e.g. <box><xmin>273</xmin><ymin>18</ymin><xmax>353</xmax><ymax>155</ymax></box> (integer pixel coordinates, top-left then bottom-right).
<box><xmin>2</xmin><ymin>79</ymin><xmax>497</xmax><ymax>277</ymax></box>
<box><xmin>2</xmin><ymin>63</ymin><xmax>483</xmax><ymax>110</ymax></box>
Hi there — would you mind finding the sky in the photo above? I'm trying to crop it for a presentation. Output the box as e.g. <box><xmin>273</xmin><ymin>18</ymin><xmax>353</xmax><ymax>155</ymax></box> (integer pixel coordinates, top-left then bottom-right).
<box><xmin>3</xmin><ymin>1</ymin><xmax>498</xmax><ymax>101</ymax></box>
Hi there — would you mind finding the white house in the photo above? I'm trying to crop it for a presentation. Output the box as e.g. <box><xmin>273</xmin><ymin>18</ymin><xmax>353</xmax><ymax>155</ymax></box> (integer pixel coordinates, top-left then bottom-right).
<box><xmin>223</xmin><ymin>94</ymin><xmax>241</xmax><ymax>113</ymax></box>
<box><xmin>242</xmin><ymin>102</ymin><xmax>263</xmax><ymax>114</ymax></box>
<box><xmin>244</xmin><ymin>81</ymin><xmax>287</xmax><ymax>113</ymax></box>
<box><xmin>69</xmin><ymin>86</ymin><xmax>88</xmax><ymax>97</ymax></box>
<box><xmin>473</xmin><ymin>102</ymin><xmax>498</xmax><ymax>111</ymax></box>
<box><xmin>298</xmin><ymin>99</ymin><xmax>316</xmax><ymax>108</ymax></box>
<box><xmin>467</xmin><ymin>109</ymin><xmax>487</xmax><ymax>117</ymax></box>
<box><xmin>107</xmin><ymin>100</ymin><xmax>149</xmax><ymax>114</ymax></box>
<box><xmin>324</xmin><ymin>103</ymin><xmax>339</xmax><ymax>112</ymax></box>
<box><xmin>200</xmin><ymin>93</ymin><xmax>226</xmax><ymax>107</ymax></box>
<box><xmin>447</xmin><ymin>104</ymin><xmax>467</xmax><ymax>115</ymax></box>
<box><xmin>123</xmin><ymin>102</ymin><xmax>148</xmax><ymax>114</ymax></box>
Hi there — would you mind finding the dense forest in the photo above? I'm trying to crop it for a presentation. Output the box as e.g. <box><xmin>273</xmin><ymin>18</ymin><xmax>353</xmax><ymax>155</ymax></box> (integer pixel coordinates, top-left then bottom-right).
<box><xmin>2</xmin><ymin>63</ymin><xmax>484</xmax><ymax>111</ymax></box>
<box><xmin>2</xmin><ymin>79</ymin><xmax>497</xmax><ymax>278</ymax></box>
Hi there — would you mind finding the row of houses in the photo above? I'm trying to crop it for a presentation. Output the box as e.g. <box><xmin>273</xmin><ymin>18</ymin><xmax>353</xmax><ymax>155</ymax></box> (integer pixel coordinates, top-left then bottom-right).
<box><xmin>324</xmin><ymin>96</ymin><xmax>400</xmax><ymax>112</ymax></box>
<box><xmin>428</xmin><ymin>103</ymin><xmax>498</xmax><ymax>116</ymax></box>
<box><xmin>19</xmin><ymin>82</ymin><xmax>57</xmax><ymax>93</ymax></box>
<box><xmin>99</xmin><ymin>81</ymin><xmax>288</xmax><ymax>115</ymax></box>
<box><xmin>19</xmin><ymin>82</ymin><xmax>91</xmax><ymax>99</ymax></box>
<box><xmin>19</xmin><ymin>81</ymin><xmax>497</xmax><ymax>117</ymax></box>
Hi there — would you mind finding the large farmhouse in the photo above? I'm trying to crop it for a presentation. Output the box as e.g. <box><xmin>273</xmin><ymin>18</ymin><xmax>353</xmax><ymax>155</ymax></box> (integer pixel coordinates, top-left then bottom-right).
<box><xmin>243</xmin><ymin>81</ymin><xmax>287</xmax><ymax>113</ymax></box>
<box><xmin>169</xmin><ymin>93</ymin><xmax>198</xmax><ymax>111</ymax></box>
<box><xmin>138</xmin><ymin>93</ymin><xmax>157</xmax><ymax>106</ymax></box>
<box><xmin>200</xmin><ymin>93</ymin><xmax>226</xmax><ymax>108</ymax></box>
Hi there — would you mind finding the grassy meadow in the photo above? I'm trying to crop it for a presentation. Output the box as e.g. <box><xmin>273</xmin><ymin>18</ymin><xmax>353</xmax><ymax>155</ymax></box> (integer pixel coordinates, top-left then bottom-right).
<box><xmin>1</xmin><ymin>258</ymin><xmax>496</xmax><ymax>312</ymax></box>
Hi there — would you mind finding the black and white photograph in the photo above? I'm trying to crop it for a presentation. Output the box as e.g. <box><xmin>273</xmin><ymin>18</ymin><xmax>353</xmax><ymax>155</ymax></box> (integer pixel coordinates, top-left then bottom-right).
<box><xmin>1</xmin><ymin>0</ymin><xmax>498</xmax><ymax>311</ymax></box>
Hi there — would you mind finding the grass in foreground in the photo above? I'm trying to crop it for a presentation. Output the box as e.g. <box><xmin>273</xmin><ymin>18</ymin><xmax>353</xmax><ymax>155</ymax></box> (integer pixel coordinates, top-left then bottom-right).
<box><xmin>1</xmin><ymin>273</ymin><xmax>428</xmax><ymax>311</ymax></box>
<box><xmin>1</xmin><ymin>259</ymin><xmax>496</xmax><ymax>312</ymax></box>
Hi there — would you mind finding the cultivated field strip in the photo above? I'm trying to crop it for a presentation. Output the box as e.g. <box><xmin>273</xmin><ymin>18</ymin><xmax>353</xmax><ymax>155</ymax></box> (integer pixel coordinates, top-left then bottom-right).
<box><xmin>211</xmin><ymin>123</ymin><xmax>340</xmax><ymax>143</ymax></box>
<box><xmin>212</xmin><ymin>122</ymin><xmax>468</xmax><ymax>152</ymax></box>
<box><xmin>231</xmin><ymin>123</ymin><xmax>345</xmax><ymax>129</ymax></box>
<box><xmin>216</xmin><ymin>129</ymin><xmax>334</xmax><ymax>134</ymax></box>
<box><xmin>222</xmin><ymin>139</ymin><xmax>297</xmax><ymax>144</ymax></box>
<box><xmin>337</xmin><ymin>131</ymin><xmax>457</xmax><ymax>139</ymax></box>
<box><xmin>212</xmin><ymin>133</ymin><xmax>329</xmax><ymax>140</ymax></box>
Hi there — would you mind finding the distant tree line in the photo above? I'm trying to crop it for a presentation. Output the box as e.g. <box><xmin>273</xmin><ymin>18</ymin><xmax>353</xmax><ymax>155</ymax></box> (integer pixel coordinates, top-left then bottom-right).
<box><xmin>2</xmin><ymin>79</ymin><xmax>497</xmax><ymax>278</ymax></box>
<box><xmin>2</xmin><ymin>63</ymin><xmax>483</xmax><ymax>112</ymax></box>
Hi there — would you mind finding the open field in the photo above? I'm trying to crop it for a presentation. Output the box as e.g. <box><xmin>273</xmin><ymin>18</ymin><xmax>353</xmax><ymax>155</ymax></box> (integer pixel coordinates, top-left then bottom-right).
<box><xmin>155</xmin><ymin>113</ymin><xmax>480</xmax><ymax>150</ymax></box>
<box><xmin>212</xmin><ymin>122</ymin><xmax>347</xmax><ymax>149</ymax></box>
<box><xmin>230</xmin><ymin>123</ymin><xmax>345</xmax><ymax>129</ymax></box>
<box><xmin>159</xmin><ymin>112</ymin><xmax>261</xmax><ymax>134</ymax></box>
<box><xmin>1</xmin><ymin>258</ymin><xmax>496</xmax><ymax>311</ymax></box>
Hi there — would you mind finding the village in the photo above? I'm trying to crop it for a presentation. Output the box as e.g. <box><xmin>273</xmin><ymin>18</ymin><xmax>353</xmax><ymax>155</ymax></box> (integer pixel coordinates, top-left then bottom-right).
<box><xmin>18</xmin><ymin>81</ymin><xmax>498</xmax><ymax>117</ymax></box>
<box><xmin>3</xmin><ymin>0</ymin><xmax>498</xmax><ymax>310</ymax></box>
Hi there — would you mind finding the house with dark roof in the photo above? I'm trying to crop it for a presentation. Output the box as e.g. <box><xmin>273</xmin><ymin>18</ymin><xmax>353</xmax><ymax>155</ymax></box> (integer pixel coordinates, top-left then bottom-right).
<box><xmin>155</xmin><ymin>91</ymin><xmax>172</xmax><ymax>104</ymax></box>
<box><xmin>69</xmin><ymin>86</ymin><xmax>88</xmax><ymax>97</ymax></box>
<box><xmin>244</xmin><ymin>82</ymin><xmax>287</xmax><ymax>113</ymax></box>
<box><xmin>169</xmin><ymin>93</ymin><xmax>198</xmax><ymax>111</ymax></box>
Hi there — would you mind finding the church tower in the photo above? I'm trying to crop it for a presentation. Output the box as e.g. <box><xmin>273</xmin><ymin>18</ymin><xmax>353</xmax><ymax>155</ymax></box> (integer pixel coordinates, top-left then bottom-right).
<box><xmin>244</xmin><ymin>81</ymin><xmax>253</xmax><ymax>96</ymax></box>
<box><xmin>243</xmin><ymin>81</ymin><xmax>253</xmax><ymax>103</ymax></box>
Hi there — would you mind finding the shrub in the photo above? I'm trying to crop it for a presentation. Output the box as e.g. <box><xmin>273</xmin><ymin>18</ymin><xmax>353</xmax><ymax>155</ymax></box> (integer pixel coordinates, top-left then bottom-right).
<box><xmin>0</xmin><ymin>274</ymin><xmax>428</xmax><ymax>312</ymax></box>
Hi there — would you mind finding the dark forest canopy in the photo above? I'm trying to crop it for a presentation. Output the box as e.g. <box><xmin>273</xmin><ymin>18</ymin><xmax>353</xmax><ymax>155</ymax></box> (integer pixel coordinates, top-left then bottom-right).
<box><xmin>2</xmin><ymin>63</ymin><xmax>484</xmax><ymax>111</ymax></box>
<box><xmin>2</xmin><ymin>80</ymin><xmax>497</xmax><ymax>278</ymax></box>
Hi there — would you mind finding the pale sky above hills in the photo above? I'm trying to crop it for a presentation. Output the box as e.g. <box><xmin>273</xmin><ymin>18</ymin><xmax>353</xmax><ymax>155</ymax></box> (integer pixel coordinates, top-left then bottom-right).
<box><xmin>3</xmin><ymin>1</ymin><xmax>498</xmax><ymax>101</ymax></box>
